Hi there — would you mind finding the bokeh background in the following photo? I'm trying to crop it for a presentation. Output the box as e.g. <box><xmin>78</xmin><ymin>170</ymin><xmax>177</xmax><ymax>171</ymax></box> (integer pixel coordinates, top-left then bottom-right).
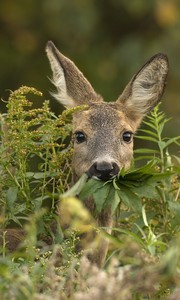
<box><xmin>0</xmin><ymin>0</ymin><xmax>179</xmax><ymax>141</ymax></box>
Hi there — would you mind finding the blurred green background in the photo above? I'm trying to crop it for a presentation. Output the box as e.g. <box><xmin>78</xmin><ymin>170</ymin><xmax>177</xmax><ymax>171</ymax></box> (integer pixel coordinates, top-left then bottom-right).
<box><xmin>0</xmin><ymin>0</ymin><xmax>179</xmax><ymax>140</ymax></box>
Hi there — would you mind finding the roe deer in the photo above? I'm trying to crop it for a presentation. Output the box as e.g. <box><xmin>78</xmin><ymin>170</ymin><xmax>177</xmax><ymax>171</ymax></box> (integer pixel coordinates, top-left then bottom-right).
<box><xmin>0</xmin><ymin>42</ymin><xmax>168</xmax><ymax>266</ymax></box>
<box><xmin>45</xmin><ymin>41</ymin><xmax>168</xmax><ymax>266</ymax></box>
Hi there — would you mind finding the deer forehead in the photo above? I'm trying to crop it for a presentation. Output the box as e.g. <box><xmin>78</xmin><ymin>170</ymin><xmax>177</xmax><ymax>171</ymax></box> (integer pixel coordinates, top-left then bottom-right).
<box><xmin>73</xmin><ymin>103</ymin><xmax>134</xmax><ymax>135</ymax></box>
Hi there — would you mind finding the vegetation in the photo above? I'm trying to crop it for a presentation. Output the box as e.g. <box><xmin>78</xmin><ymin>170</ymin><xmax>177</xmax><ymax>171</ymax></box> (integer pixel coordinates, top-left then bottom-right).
<box><xmin>0</xmin><ymin>87</ymin><xmax>180</xmax><ymax>299</ymax></box>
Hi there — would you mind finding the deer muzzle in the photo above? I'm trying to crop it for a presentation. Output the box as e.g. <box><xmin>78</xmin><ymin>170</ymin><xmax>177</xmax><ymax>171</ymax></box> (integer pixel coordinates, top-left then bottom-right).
<box><xmin>87</xmin><ymin>161</ymin><xmax>119</xmax><ymax>181</ymax></box>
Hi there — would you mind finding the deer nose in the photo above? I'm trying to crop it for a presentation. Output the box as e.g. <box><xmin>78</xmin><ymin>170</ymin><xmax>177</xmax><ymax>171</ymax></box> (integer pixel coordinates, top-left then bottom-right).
<box><xmin>87</xmin><ymin>161</ymin><xmax>119</xmax><ymax>181</ymax></box>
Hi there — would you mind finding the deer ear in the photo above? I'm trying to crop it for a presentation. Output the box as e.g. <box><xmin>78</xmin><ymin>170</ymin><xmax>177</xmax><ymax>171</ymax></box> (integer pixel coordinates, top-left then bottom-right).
<box><xmin>46</xmin><ymin>41</ymin><xmax>102</xmax><ymax>107</ymax></box>
<box><xmin>117</xmin><ymin>53</ymin><xmax>168</xmax><ymax>123</ymax></box>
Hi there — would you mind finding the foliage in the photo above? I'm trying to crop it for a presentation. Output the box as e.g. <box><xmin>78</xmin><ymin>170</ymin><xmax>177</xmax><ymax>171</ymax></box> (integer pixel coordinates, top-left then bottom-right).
<box><xmin>0</xmin><ymin>88</ymin><xmax>180</xmax><ymax>299</ymax></box>
<box><xmin>0</xmin><ymin>86</ymin><xmax>75</xmax><ymax>242</ymax></box>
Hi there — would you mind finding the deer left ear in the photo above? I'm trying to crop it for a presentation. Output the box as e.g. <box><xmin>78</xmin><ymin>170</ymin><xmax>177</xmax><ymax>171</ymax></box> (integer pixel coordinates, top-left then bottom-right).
<box><xmin>46</xmin><ymin>41</ymin><xmax>102</xmax><ymax>107</ymax></box>
<box><xmin>117</xmin><ymin>53</ymin><xmax>169</xmax><ymax>123</ymax></box>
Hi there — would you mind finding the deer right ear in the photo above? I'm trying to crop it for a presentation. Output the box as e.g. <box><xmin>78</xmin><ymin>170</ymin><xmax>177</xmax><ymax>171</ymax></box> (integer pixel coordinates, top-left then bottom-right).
<box><xmin>117</xmin><ymin>53</ymin><xmax>168</xmax><ymax>124</ymax></box>
<box><xmin>46</xmin><ymin>41</ymin><xmax>102</xmax><ymax>107</ymax></box>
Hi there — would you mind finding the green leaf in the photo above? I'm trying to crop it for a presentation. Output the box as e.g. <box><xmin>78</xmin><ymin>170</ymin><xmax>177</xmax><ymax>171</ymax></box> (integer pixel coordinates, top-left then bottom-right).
<box><xmin>119</xmin><ymin>160</ymin><xmax>156</xmax><ymax>181</ymax></box>
<box><xmin>161</xmin><ymin>136</ymin><xmax>180</xmax><ymax>150</ymax></box>
<box><xmin>117</xmin><ymin>186</ymin><xmax>142</xmax><ymax>213</ymax></box>
<box><xmin>112</xmin><ymin>227</ymin><xmax>146</xmax><ymax>248</ymax></box>
<box><xmin>6</xmin><ymin>186</ymin><xmax>18</xmax><ymax>207</ymax></box>
<box><xmin>79</xmin><ymin>178</ymin><xmax>103</xmax><ymax>200</ymax></box>
<box><xmin>61</xmin><ymin>173</ymin><xmax>88</xmax><ymax>198</ymax></box>
<box><xmin>138</xmin><ymin>129</ymin><xmax>158</xmax><ymax>139</ymax></box>
<box><xmin>157</xmin><ymin>113</ymin><xmax>166</xmax><ymax>123</ymax></box>
<box><xmin>113</xmin><ymin>179</ymin><xmax>120</xmax><ymax>190</ymax></box>
<box><xmin>146</xmin><ymin>172</ymin><xmax>173</xmax><ymax>185</ymax></box>
<box><xmin>111</xmin><ymin>190</ymin><xmax>121</xmax><ymax>212</ymax></box>
<box><xmin>168</xmin><ymin>201</ymin><xmax>180</xmax><ymax>215</ymax></box>
<box><xmin>33</xmin><ymin>172</ymin><xmax>45</xmax><ymax>179</ymax></box>
<box><xmin>135</xmin><ymin>136</ymin><xmax>158</xmax><ymax>143</ymax></box>
<box><xmin>26</xmin><ymin>172</ymin><xmax>35</xmax><ymax>178</ymax></box>
<box><xmin>134</xmin><ymin>148</ymin><xmax>159</xmax><ymax>154</ymax></box>
<box><xmin>93</xmin><ymin>183</ymin><xmax>111</xmax><ymax>212</ymax></box>
<box><xmin>158</xmin><ymin>141</ymin><xmax>166</xmax><ymax>150</ymax></box>
<box><xmin>132</xmin><ymin>183</ymin><xmax>159</xmax><ymax>199</ymax></box>
<box><xmin>11</xmin><ymin>216</ymin><xmax>22</xmax><ymax>227</ymax></box>
<box><xmin>146</xmin><ymin>114</ymin><xmax>156</xmax><ymax>121</ymax></box>
<box><xmin>142</xmin><ymin>120</ymin><xmax>157</xmax><ymax>131</ymax></box>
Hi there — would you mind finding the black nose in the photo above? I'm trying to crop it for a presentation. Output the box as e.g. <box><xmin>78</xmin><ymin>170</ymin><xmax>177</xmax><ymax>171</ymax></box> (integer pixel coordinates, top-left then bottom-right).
<box><xmin>87</xmin><ymin>161</ymin><xmax>119</xmax><ymax>181</ymax></box>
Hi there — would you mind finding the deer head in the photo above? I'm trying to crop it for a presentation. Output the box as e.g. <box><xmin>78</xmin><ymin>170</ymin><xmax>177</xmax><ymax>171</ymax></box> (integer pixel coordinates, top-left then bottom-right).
<box><xmin>46</xmin><ymin>41</ymin><xmax>168</xmax><ymax>182</ymax></box>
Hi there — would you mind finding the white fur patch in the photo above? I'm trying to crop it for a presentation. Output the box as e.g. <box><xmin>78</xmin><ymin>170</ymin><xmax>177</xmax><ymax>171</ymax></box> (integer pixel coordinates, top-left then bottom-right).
<box><xmin>46</xmin><ymin>47</ymin><xmax>75</xmax><ymax>108</ymax></box>
<box><xmin>130</xmin><ymin>58</ymin><xmax>168</xmax><ymax>115</ymax></box>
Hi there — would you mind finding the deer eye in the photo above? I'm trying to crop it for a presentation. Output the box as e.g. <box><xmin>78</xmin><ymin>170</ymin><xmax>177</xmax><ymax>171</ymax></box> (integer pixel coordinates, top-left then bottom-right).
<box><xmin>75</xmin><ymin>131</ymin><xmax>86</xmax><ymax>144</ymax></box>
<box><xmin>122</xmin><ymin>131</ymin><xmax>133</xmax><ymax>143</ymax></box>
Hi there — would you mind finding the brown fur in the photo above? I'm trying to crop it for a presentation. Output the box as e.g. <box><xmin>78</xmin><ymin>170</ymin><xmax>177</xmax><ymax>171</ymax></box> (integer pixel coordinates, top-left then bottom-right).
<box><xmin>72</xmin><ymin>103</ymin><xmax>134</xmax><ymax>180</ymax></box>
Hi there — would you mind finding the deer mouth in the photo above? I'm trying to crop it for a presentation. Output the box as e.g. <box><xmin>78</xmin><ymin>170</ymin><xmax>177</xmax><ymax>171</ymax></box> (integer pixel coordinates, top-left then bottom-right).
<box><xmin>87</xmin><ymin>161</ymin><xmax>119</xmax><ymax>181</ymax></box>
